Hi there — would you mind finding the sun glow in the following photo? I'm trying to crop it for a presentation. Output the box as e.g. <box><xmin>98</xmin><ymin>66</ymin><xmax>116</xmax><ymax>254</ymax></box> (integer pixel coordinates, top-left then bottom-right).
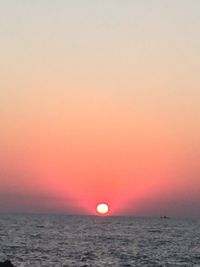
<box><xmin>96</xmin><ymin>203</ymin><xmax>109</xmax><ymax>215</ymax></box>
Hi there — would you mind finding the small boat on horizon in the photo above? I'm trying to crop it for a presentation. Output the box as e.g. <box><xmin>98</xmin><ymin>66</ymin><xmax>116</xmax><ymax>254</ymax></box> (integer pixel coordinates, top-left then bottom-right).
<box><xmin>160</xmin><ymin>216</ymin><xmax>170</xmax><ymax>219</ymax></box>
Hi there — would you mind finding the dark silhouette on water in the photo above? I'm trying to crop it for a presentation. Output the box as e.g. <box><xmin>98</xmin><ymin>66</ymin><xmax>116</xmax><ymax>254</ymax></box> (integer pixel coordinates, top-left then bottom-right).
<box><xmin>0</xmin><ymin>260</ymin><xmax>15</xmax><ymax>267</ymax></box>
<box><xmin>160</xmin><ymin>216</ymin><xmax>170</xmax><ymax>219</ymax></box>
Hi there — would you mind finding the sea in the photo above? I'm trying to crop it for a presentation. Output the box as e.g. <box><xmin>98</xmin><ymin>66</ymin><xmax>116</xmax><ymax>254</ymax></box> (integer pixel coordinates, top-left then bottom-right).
<box><xmin>0</xmin><ymin>214</ymin><xmax>200</xmax><ymax>267</ymax></box>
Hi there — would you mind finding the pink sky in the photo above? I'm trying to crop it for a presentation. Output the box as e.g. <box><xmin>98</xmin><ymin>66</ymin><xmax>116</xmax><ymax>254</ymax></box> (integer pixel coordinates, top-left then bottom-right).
<box><xmin>0</xmin><ymin>1</ymin><xmax>200</xmax><ymax>216</ymax></box>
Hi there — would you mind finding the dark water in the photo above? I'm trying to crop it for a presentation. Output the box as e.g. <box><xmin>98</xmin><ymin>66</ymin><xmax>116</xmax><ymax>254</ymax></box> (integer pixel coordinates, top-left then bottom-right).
<box><xmin>0</xmin><ymin>215</ymin><xmax>200</xmax><ymax>267</ymax></box>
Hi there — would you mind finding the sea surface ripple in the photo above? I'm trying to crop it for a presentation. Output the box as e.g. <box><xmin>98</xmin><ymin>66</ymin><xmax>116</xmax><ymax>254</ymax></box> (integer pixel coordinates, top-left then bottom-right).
<box><xmin>0</xmin><ymin>215</ymin><xmax>200</xmax><ymax>266</ymax></box>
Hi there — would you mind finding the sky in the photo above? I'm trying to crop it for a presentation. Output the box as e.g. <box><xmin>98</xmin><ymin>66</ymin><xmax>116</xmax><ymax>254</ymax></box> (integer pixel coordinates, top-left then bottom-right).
<box><xmin>0</xmin><ymin>0</ymin><xmax>200</xmax><ymax>217</ymax></box>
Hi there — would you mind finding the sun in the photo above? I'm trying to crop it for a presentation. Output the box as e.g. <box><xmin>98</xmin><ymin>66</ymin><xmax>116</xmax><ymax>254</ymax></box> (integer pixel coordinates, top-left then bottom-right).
<box><xmin>96</xmin><ymin>203</ymin><xmax>109</xmax><ymax>215</ymax></box>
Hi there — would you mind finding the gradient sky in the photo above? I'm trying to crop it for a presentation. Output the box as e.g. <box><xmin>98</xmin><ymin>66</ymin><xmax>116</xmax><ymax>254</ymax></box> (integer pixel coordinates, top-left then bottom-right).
<box><xmin>0</xmin><ymin>1</ymin><xmax>200</xmax><ymax>216</ymax></box>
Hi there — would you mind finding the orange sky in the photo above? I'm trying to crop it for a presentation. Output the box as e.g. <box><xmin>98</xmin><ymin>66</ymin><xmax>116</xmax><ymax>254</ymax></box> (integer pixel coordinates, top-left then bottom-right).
<box><xmin>0</xmin><ymin>1</ymin><xmax>200</xmax><ymax>216</ymax></box>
